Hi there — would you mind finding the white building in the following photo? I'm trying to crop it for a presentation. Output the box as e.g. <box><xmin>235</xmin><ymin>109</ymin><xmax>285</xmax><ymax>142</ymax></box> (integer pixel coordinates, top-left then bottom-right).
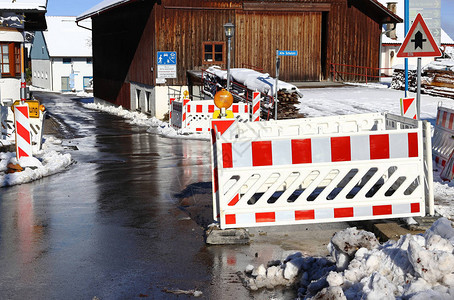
<box><xmin>378</xmin><ymin>0</ymin><xmax>454</xmax><ymax>75</ymax></box>
<box><xmin>0</xmin><ymin>0</ymin><xmax>47</xmax><ymax>101</ymax></box>
<box><xmin>30</xmin><ymin>16</ymin><xmax>92</xmax><ymax>92</ymax></box>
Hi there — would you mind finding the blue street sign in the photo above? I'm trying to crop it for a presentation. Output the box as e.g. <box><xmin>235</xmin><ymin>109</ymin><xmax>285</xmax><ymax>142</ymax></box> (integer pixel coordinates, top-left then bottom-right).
<box><xmin>277</xmin><ymin>50</ymin><xmax>298</xmax><ymax>56</ymax></box>
<box><xmin>157</xmin><ymin>51</ymin><xmax>177</xmax><ymax>65</ymax></box>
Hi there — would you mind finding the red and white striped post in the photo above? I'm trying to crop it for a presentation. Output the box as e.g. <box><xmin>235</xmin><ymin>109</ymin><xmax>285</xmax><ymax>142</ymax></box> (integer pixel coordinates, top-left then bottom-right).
<box><xmin>252</xmin><ymin>91</ymin><xmax>261</xmax><ymax>122</ymax></box>
<box><xmin>14</xmin><ymin>103</ymin><xmax>33</xmax><ymax>159</ymax></box>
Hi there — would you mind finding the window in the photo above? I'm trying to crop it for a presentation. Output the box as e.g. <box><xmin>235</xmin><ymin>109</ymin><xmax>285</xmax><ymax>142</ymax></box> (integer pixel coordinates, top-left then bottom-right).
<box><xmin>83</xmin><ymin>76</ymin><xmax>92</xmax><ymax>88</ymax></box>
<box><xmin>203</xmin><ymin>42</ymin><xmax>225</xmax><ymax>64</ymax></box>
<box><xmin>0</xmin><ymin>43</ymin><xmax>20</xmax><ymax>77</ymax></box>
<box><xmin>63</xmin><ymin>58</ymin><xmax>71</xmax><ymax>64</ymax></box>
<box><xmin>61</xmin><ymin>76</ymin><xmax>70</xmax><ymax>91</ymax></box>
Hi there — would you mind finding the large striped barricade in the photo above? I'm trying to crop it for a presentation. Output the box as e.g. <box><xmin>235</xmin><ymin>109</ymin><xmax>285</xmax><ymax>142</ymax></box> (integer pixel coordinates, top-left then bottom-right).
<box><xmin>433</xmin><ymin>105</ymin><xmax>454</xmax><ymax>167</ymax></box>
<box><xmin>14</xmin><ymin>103</ymin><xmax>33</xmax><ymax>158</ymax></box>
<box><xmin>171</xmin><ymin>99</ymin><xmax>249</xmax><ymax>133</ymax></box>
<box><xmin>211</xmin><ymin>113</ymin><xmax>434</xmax><ymax>229</ymax></box>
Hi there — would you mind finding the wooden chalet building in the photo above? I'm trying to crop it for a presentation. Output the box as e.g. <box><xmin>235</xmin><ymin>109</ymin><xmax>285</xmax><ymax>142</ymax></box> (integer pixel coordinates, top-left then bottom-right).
<box><xmin>77</xmin><ymin>0</ymin><xmax>401</xmax><ymax>118</ymax></box>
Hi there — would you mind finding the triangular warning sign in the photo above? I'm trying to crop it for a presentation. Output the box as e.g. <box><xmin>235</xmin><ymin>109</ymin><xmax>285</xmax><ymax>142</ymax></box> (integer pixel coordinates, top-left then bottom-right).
<box><xmin>397</xmin><ymin>13</ymin><xmax>442</xmax><ymax>58</ymax></box>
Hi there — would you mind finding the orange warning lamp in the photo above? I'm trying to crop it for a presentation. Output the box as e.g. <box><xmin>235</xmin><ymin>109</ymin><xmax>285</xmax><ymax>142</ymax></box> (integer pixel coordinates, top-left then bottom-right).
<box><xmin>39</xmin><ymin>104</ymin><xmax>46</xmax><ymax>112</ymax></box>
<box><xmin>214</xmin><ymin>89</ymin><xmax>233</xmax><ymax>109</ymax></box>
<box><xmin>183</xmin><ymin>90</ymin><xmax>189</xmax><ymax>99</ymax></box>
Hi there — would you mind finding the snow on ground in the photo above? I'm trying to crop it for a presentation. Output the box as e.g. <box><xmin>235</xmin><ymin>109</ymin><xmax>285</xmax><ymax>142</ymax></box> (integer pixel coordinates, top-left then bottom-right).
<box><xmin>0</xmin><ymin>136</ymin><xmax>72</xmax><ymax>187</ymax></box>
<box><xmin>242</xmin><ymin>218</ymin><xmax>454</xmax><ymax>299</ymax></box>
<box><xmin>83</xmin><ymin>102</ymin><xmax>210</xmax><ymax>141</ymax></box>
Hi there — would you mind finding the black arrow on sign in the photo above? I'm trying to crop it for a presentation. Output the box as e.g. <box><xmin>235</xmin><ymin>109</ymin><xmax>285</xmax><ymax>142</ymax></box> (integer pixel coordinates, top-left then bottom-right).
<box><xmin>411</xmin><ymin>31</ymin><xmax>427</xmax><ymax>50</ymax></box>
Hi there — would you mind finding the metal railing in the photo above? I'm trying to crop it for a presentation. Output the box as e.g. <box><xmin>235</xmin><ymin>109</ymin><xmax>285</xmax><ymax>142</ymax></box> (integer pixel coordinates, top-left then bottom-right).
<box><xmin>330</xmin><ymin>63</ymin><xmax>393</xmax><ymax>84</ymax></box>
<box><xmin>201</xmin><ymin>68</ymin><xmax>275</xmax><ymax>120</ymax></box>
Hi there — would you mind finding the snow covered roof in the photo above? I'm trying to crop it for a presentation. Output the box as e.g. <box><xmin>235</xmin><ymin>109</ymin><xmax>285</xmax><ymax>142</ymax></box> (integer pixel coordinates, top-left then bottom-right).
<box><xmin>77</xmin><ymin>0</ymin><xmax>401</xmax><ymax>23</ymax></box>
<box><xmin>378</xmin><ymin>0</ymin><xmax>454</xmax><ymax>45</ymax></box>
<box><xmin>77</xmin><ymin>0</ymin><xmax>133</xmax><ymax>21</ymax></box>
<box><xmin>0</xmin><ymin>0</ymin><xmax>47</xmax><ymax>11</ymax></box>
<box><xmin>43</xmin><ymin>16</ymin><xmax>92</xmax><ymax>57</ymax></box>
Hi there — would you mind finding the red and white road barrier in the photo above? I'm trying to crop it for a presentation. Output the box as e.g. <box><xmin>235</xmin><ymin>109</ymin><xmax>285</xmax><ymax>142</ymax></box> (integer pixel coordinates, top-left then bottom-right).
<box><xmin>252</xmin><ymin>91</ymin><xmax>261</xmax><ymax>122</ymax></box>
<box><xmin>171</xmin><ymin>99</ymin><xmax>249</xmax><ymax>133</ymax></box>
<box><xmin>14</xmin><ymin>103</ymin><xmax>32</xmax><ymax>159</ymax></box>
<box><xmin>400</xmin><ymin>98</ymin><xmax>417</xmax><ymax>119</ymax></box>
<box><xmin>211</xmin><ymin>113</ymin><xmax>434</xmax><ymax>229</ymax></box>
<box><xmin>433</xmin><ymin>105</ymin><xmax>454</xmax><ymax>167</ymax></box>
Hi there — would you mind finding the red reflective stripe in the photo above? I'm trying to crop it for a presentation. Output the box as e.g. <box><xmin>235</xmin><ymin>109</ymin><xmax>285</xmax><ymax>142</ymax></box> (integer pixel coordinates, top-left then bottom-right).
<box><xmin>196</xmin><ymin>128</ymin><xmax>203</xmax><ymax>132</ymax></box>
<box><xmin>225</xmin><ymin>214</ymin><xmax>236</xmax><ymax>225</ymax></box>
<box><xmin>256</xmin><ymin>212</ymin><xmax>275</xmax><ymax>223</ymax></box>
<box><xmin>187</xmin><ymin>105</ymin><xmax>191</xmax><ymax>113</ymax></box>
<box><xmin>253</xmin><ymin>101</ymin><xmax>260</xmax><ymax>113</ymax></box>
<box><xmin>16</xmin><ymin>121</ymin><xmax>31</xmax><ymax>144</ymax></box>
<box><xmin>16</xmin><ymin>106</ymin><xmax>29</xmax><ymax>117</ymax></box>
<box><xmin>370</xmin><ymin>134</ymin><xmax>389</xmax><ymax>159</ymax></box>
<box><xmin>295</xmin><ymin>210</ymin><xmax>315</xmax><ymax>220</ymax></box>
<box><xmin>18</xmin><ymin>147</ymin><xmax>29</xmax><ymax>158</ymax></box>
<box><xmin>331</xmin><ymin>136</ymin><xmax>351</xmax><ymax>162</ymax></box>
<box><xmin>208</xmin><ymin>105</ymin><xmax>214</xmax><ymax>113</ymax></box>
<box><xmin>211</xmin><ymin>120</ymin><xmax>235</xmax><ymax>136</ymax></box>
<box><xmin>213</xmin><ymin>167</ymin><xmax>218</xmax><ymax>193</ymax></box>
<box><xmin>196</xmin><ymin>105</ymin><xmax>203</xmax><ymax>113</ymax></box>
<box><xmin>408</xmin><ymin>132</ymin><xmax>418</xmax><ymax>157</ymax></box>
<box><xmin>244</xmin><ymin>105</ymin><xmax>248</xmax><ymax>113</ymax></box>
<box><xmin>411</xmin><ymin>203</ymin><xmax>420</xmax><ymax>213</ymax></box>
<box><xmin>228</xmin><ymin>194</ymin><xmax>239</xmax><ymax>206</ymax></box>
<box><xmin>232</xmin><ymin>105</ymin><xmax>239</xmax><ymax>113</ymax></box>
<box><xmin>252</xmin><ymin>141</ymin><xmax>272</xmax><ymax>166</ymax></box>
<box><xmin>222</xmin><ymin>143</ymin><xmax>233</xmax><ymax>168</ymax></box>
<box><xmin>373</xmin><ymin>205</ymin><xmax>392</xmax><ymax>215</ymax></box>
<box><xmin>183</xmin><ymin>112</ymin><xmax>186</xmax><ymax>121</ymax></box>
<box><xmin>334</xmin><ymin>207</ymin><xmax>354</xmax><ymax>218</ymax></box>
<box><xmin>292</xmin><ymin>139</ymin><xmax>312</xmax><ymax>164</ymax></box>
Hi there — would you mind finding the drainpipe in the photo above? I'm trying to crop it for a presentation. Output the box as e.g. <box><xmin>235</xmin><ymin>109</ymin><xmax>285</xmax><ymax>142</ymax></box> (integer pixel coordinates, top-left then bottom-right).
<box><xmin>379</xmin><ymin>23</ymin><xmax>396</xmax><ymax>77</ymax></box>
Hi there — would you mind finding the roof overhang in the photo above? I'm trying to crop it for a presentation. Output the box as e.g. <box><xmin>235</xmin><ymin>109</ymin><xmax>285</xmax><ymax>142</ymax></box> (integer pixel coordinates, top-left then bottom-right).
<box><xmin>77</xmin><ymin>0</ymin><xmax>139</xmax><ymax>22</ymax></box>
<box><xmin>349</xmin><ymin>0</ymin><xmax>402</xmax><ymax>24</ymax></box>
<box><xmin>0</xmin><ymin>2</ymin><xmax>47</xmax><ymax>31</ymax></box>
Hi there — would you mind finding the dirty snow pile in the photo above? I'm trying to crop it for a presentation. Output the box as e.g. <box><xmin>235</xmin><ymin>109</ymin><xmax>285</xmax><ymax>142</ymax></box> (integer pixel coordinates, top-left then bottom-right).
<box><xmin>206</xmin><ymin>66</ymin><xmax>302</xmax><ymax>96</ymax></box>
<box><xmin>84</xmin><ymin>102</ymin><xmax>210</xmax><ymax>140</ymax></box>
<box><xmin>0</xmin><ymin>136</ymin><xmax>72</xmax><ymax>187</ymax></box>
<box><xmin>242</xmin><ymin>218</ymin><xmax>454</xmax><ymax>299</ymax></box>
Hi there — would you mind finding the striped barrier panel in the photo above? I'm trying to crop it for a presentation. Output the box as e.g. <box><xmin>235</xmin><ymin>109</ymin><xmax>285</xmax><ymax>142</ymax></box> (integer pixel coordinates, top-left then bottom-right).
<box><xmin>14</xmin><ymin>103</ymin><xmax>33</xmax><ymax>159</ymax></box>
<box><xmin>252</xmin><ymin>91</ymin><xmax>261</xmax><ymax>122</ymax></box>
<box><xmin>171</xmin><ymin>99</ymin><xmax>249</xmax><ymax>133</ymax></box>
<box><xmin>433</xmin><ymin>105</ymin><xmax>454</xmax><ymax>167</ymax></box>
<box><xmin>211</xmin><ymin>113</ymin><xmax>434</xmax><ymax>229</ymax></box>
<box><xmin>2</xmin><ymin>101</ymin><xmax>45</xmax><ymax>152</ymax></box>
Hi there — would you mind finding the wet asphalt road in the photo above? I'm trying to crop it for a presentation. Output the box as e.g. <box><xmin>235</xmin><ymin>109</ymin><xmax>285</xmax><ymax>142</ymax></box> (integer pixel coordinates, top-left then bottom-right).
<box><xmin>0</xmin><ymin>92</ymin><xmax>302</xmax><ymax>299</ymax></box>
<box><xmin>0</xmin><ymin>92</ymin><xmax>350</xmax><ymax>299</ymax></box>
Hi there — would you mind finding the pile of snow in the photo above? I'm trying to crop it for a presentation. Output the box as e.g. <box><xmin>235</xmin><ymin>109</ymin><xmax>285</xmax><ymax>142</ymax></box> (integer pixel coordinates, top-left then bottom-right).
<box><xmin>84</xmin><ymin>103</ymin><xmax>210</xmax><ymax>141</ymax></box>
<box><xmin>242</xmin><ymin>218</ymin><xmax>454</xmax><ymax>299</ymax></box>
<box><xmin>0</xmin><ymin>136</ymin><xmax>72</xmax><ymax>187</ymax></box>
<box><xmin>206</xmin><ymin>66</ymin><xmax>302</xmax><ymax>96</ymax></box>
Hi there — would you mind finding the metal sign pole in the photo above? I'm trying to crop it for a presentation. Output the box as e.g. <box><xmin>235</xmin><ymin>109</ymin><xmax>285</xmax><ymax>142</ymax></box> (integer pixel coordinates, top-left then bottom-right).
<box><xmin>275</xmin><ymin>49</ymin><xmax>280</xmax><ymax>120</ymax></box>
<box><xmin>404</xmin><ymin>0</ymin><xmax>409</xmax><ymax>98</ymax></box>
<box><xmin>416</xmin><ymin>57</ymin><xmax>422</xmax><ymax>120</ymax></box>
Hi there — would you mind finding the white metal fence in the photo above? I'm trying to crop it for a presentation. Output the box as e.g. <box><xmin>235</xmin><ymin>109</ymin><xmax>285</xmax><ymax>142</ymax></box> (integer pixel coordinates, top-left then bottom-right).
<box><xmin>211</xmin><ymin>113</ymin><xmax>434</xmax><ymax>229</ymax></box>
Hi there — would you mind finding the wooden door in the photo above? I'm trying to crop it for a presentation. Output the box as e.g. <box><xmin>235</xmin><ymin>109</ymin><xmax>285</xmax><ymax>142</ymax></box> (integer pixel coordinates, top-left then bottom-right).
<box><xmin>235</xmin><ymin>11</ymin><xmax>322</xmax><ymax>82</ymax></box>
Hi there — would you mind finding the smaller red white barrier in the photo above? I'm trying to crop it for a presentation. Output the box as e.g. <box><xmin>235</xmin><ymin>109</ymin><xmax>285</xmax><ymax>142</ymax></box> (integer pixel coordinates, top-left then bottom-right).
<box><xmin>400</xmin><ymin>98</ymin><xmax>417</xmax><ymax>119</ymax></box>
<box><xmin>170</xmin><ymin>99</ymin><xmax>249</xmax><ymax>133</ymax></box>
<box><xmin>14</xmin><ymin>103</ymin><xmax>32</xmax><ymax>159</ymax></box>
<box><xmin>252</xmin><ymin>91</ymin><xmax>261</xmax><ymax>122</ymax></box>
